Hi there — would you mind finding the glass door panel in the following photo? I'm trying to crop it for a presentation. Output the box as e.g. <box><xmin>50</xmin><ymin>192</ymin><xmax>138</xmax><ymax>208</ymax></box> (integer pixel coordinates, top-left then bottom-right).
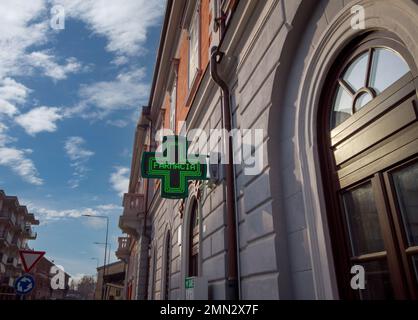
<box><xmin>387</xmin><ymin>160</ymin><xmax>418</xmax><ymax>296</ymax></box>
<box><xmin>412</xmin><ymin>256</ymin><xmax>418</xmax><ymax>284</ymax></box>
<box><xmin>342</xmin><ymin>182</ymin><xmax>386</xmax><ymax>256</ymax></box>
<box><xmin>342</xmin><ymin>181</ymin><xmax>395</xmax><ymax>299</ymax></box>
<box><xmin>391</xmin><ymin>162</ymin><xmax>418</xmax><ymax>246</ymax></box>
<box><xmin>358</xmin><ymin>260</ymin><xmax>394</xmax><ymax>300</ymax></box>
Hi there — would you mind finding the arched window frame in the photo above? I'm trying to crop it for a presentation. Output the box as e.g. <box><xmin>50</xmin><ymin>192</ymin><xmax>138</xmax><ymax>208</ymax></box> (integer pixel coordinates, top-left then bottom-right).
<box><xmin>179</xmin><ymin>193</ymin><xmax>202</xmax><ymax>299</ymax></box>
<box><xmin>328</xmin><ymin>31</ymin><xmax>417</xmax><ymax>130</ymax></box>
<box><xmin>188</xmin><ymin>199</ymin><xmax>199</xmax><ymax>277</ymax></box>
<box><xmin>318</xmin><ymin>31</ymin><xmax>418</xmax><ymax>300</ymax></box>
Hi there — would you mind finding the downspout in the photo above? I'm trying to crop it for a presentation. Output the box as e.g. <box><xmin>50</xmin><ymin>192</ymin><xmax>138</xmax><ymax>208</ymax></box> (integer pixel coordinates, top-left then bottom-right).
<box><xmin>142</xmin><ymin>120</ymin><xmax>152</xmax><ymax>300</ymax></box>
<box><xmin>210</xmin><ymin>46</ymin><xmax>239</xmax><ymax>300</ymax></box>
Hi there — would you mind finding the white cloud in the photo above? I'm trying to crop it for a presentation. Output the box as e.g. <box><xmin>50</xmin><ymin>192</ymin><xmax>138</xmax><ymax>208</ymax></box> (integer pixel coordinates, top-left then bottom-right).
<box><xmin>112</xmin><ymin>55</ymin><xmax>129</xmax><ymax>66</ymax></box>
<box><xmin>0</xmin><ymin>0</ymin><xmax>48</xmax><ymax>79</ymax></box>
<box><xmin>106</xmin><ymin>119</ymin><xmax>129</xmax><ymax>128</ymax></box>
<box><xmin>96</xmin><ymin>204</ymin><xmax>122</xmax><ymax>211</ymax></box>
<box><xmin>35</xmin><ymin>206</ymin><xmax>98</xmax><ymax>220</ymax></box>
<box><xmin>64</xmin><ymin>137</ymin><xmax>94</xmax><ymax>188</ymax></box>
<box><xmin>26</xmin><ymin>202</ymin><xmax>120</xmax><ymax>226</ymax></box>
<box><xmin>0</xmin><ymin>124</ymin><xmax>43</xmax><ymax>185</ymax></box>
<box><xmin>65</xmin><ymin>136</ymin><xmax>94</xmax><ymax>161</ymax></box>
<box><xmin>0</xmin><ymin>146</ymin><xmax>43</xmax><ymax>185</ymax></box>
<box><xmin>0</xmin><ymin>78</ymin><xmax>31</xmax><ymax>116</ymax></box>
<box><xmin>83</xmin><ymin>217</ymin><xmax>107</xmax><ymax>229</ymax></box>
<box><xmin>0</xmin><ymin>1</ymin><xmax>84</xmax><ymax>136</ymax></box>
<box><xmin>26</xmin><ymin>51</ymin><xmax>83</xmax><ymax>80</ymax></box>
<box><xmin>0</xmin><ymin>100</ymin><xmax>18</xmax><ymax>117</ymax></box>
<box><xmin>109</xmin><ymin>167</ymin><xmax>129</xmax><ymax>196</ymax></box>
<box><xmin>15</xmin><ymin>106</ymin><xmax>63</xmax><ymax>136</ymax></box>
<box><xmin>52</xmin><ymin>0</ymin><xmax>165</xmax><ymax>59</ymax></box>
<box><xmin>76</xmin><ymin>68</ymin><xmax>149</xmax><ymax>117</ymax></box>
<box><xmin>0</xmin><ymin>1</ymin><xmax>84</xmax><ymax>81</ymax></box>
<box><xmin>0</xmin><ymin>77</ymin><xmax>30</xmax><ymax>104</ymax></box>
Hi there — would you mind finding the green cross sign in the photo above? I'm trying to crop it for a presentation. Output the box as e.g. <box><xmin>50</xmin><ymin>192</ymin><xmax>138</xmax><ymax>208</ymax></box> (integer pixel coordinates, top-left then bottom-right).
<box><xmin>141</xmin><ymin>136</ymin><xmax>208</xmax><ymax>199</ymax></box>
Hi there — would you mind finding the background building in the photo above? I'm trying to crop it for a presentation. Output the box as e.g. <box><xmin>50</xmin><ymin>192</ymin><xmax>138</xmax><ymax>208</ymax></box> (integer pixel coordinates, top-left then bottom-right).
<box><xmin>95</xmin><ymin>260</ymin><xmax>125</xmax><ymax>300</ymax></box>
<box><xmin>118</xmin><ymin>0</ymin><xmax>418</xmax><ymax>300</ymax></box>
<box><xmin>26</xmin><ymin>256</ymin><xmax>70</xmax><ymax>300</ymax></box>
<box><xmin>0</xmin><ymin>190</ymin><xmax>39</xmax><ymax>299</ymax></box>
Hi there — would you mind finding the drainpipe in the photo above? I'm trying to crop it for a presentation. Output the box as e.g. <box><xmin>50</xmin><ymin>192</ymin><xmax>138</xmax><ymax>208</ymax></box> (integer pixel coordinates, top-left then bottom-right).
<box><xmin>142</xmin><ymin>120</ymin><xmax>152</xmax><ymax>300</ymax></box>
<box><xmin>210</xmin><ymin>46</ymin><xmax>239</xmax><ymax>300</ymax></box>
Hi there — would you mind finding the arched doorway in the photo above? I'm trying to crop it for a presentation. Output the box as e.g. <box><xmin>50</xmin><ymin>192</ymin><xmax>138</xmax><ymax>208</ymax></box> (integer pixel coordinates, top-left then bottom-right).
<box><xmin>319</xmin><ymin>31</ymin><xmax>418</xmax><ymax>300</ymax></box>
<box><xmin>188</xmin><ymin>199</ymin><xmax>199</xmax><ymax>277</ymax></box>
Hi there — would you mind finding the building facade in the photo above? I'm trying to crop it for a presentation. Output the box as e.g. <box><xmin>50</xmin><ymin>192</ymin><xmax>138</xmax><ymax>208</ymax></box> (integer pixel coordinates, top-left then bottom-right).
<box><xmin>117</xmin><ymin>0</ymin><xmax>418</xmax><ymax>299</ymax></box>
<box><xmin>0</xmin><ymin>190</ymin><xmax>39</xmax><ymax>298</ymax></box>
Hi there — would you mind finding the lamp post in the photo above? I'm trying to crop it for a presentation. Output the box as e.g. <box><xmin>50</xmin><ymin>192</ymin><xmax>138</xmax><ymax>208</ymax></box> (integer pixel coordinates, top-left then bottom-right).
<box><xmin>82</xmin><ymin>214</ymin><xmax>109</xmax><ymax>300</ymax></box>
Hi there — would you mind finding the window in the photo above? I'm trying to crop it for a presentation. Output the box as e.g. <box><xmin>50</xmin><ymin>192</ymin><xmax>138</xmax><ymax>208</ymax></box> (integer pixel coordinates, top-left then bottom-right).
<box><xmin>188</xmin><ymin>200</ymin><xmax>199</xmax><ymax>277</ymax></box>
<box><xmin>170</xmin><ymin>80</ymin><xmax>176</xmax><ymax>132</ymax></box>
<box><xmin>163</xmin><ymin>232</ymin><xmax>171</xmax><ymax>300</ymax></box>
<box><xmin>319</xmin><ymin>32</ymin><xmax>418</xmax><ymax>300</ymax></box>
<box><xmin>331</xmin><ymin>47</ymin><xmax>410</xmax><ymax>129</ymax></box>
<box><xmin>188</xmin><ymin>5</ymin><xmax>200</xmax><ymax>89</ymax></box>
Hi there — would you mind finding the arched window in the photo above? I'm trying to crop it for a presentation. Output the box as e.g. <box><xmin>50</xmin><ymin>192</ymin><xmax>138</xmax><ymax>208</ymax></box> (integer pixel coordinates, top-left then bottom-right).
<box><xmin>319</xmin><ymin>32</ymin><xmax>418</xmax><ymax>300</ymax></box>
<box><xmin>162</xmin><ymin>232</ymin><xmax>171</xmax><ymax>300</ymax></box>
<box><xmin>188</xmin><ymin>200</ymin><xmax>199</xmax><ymax>277</ymax></box>
<box><xmin>331</xmin><ymin>44</ymin><xmax>410</xmax><ymax>129</ymax></box>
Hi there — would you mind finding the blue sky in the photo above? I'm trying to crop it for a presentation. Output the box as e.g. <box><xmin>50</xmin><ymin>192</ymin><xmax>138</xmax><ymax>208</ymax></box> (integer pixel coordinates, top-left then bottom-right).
<box><xmin>0</xmin><ymin>0</ymin><xmax>165</xmax><ymax>280</ymax></box>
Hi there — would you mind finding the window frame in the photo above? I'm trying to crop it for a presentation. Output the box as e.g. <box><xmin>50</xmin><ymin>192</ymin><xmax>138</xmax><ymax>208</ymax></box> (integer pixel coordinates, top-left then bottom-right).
<box><xmin>330</xmin><ymin>35</ymin><xmax>415</xmax><ymax>130</ymax></box>
<box><xmin>170</xmin><ymin>78</ymin><xmax>177</xmax><ymax>133</ymax></box>
<box><xmin>161</xmin><ymin>231</ymin><xmax>171</xmax><ymax>300</ymax></box>
<box><xmin>188</xmin><ymin>3</ymin><xmax>201</xmax><ymax>91</ymax></box>
<box><xmin>188</xmin><ymin>199</ymin><xmax>199</xmax><ymax>277</ymax></box>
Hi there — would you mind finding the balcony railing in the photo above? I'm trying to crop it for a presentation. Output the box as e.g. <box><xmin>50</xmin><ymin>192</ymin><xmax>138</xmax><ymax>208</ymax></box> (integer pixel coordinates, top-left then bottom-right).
<box><xmin>123</xmin><ymin>193</ymin><xmax>145</xmax><ymax>216</ymax></box>
<box><xmin>23</xmin><ymin>226</ymin><xmax>37</xmax><ymax>240</ymax></box>
<box><xmin>115</xmin><ymin>237</ymin><xmax>131</xmax><ymax>260</ymax></box>
<box><xmin>26</xmin><ymin>213</ymin><xmax>40</xmax><ymax>225</ymax></box>
<box><xmin>118</xmin><ymin>193</ymin><xmax>145</xmax><ymax>237</ymax></box>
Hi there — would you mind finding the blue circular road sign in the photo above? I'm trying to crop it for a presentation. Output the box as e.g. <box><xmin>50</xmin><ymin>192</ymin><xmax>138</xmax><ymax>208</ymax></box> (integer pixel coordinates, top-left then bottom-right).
<box><xmin>14</xmin><ymin>274</ymin><xmax>35</xmax><ymax>295</ymax></box>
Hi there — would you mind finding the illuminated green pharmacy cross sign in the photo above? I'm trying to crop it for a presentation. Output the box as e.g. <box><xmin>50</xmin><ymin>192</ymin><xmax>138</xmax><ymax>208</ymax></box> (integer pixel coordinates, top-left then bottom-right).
<box><xmin>141</xmin><ymin>136</ymin><xmax>207</xmax><ymax>199</ymax></box>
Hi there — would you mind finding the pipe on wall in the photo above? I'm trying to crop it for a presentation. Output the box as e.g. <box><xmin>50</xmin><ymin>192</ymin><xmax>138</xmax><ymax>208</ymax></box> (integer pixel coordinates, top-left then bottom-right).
<box><xmin>210</xmin><ymin>46</ymin><xmax>239</xmax><ymax>300</ymax></box>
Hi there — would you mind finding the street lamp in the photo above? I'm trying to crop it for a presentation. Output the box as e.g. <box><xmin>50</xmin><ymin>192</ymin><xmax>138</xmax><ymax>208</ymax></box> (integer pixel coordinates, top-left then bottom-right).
<box><xmin>82</xmin><ymin>214</ymin><xmax>109</xmax><ymax>300</ymax></box>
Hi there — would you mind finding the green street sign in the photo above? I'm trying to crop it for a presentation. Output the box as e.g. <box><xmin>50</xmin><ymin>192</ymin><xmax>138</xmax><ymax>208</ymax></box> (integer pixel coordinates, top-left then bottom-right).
<box><xmin>141</xmin><ymin>136</ymin><xmax>208</xmax><ymax>199</ymax></box>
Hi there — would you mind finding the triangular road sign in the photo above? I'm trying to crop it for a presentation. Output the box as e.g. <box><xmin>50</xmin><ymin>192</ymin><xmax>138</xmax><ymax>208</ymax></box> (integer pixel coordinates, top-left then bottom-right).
<box><xmin>19</xmin><ymin>250</ymin><xmax>45</xmax><ymax>273</ymax></box>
